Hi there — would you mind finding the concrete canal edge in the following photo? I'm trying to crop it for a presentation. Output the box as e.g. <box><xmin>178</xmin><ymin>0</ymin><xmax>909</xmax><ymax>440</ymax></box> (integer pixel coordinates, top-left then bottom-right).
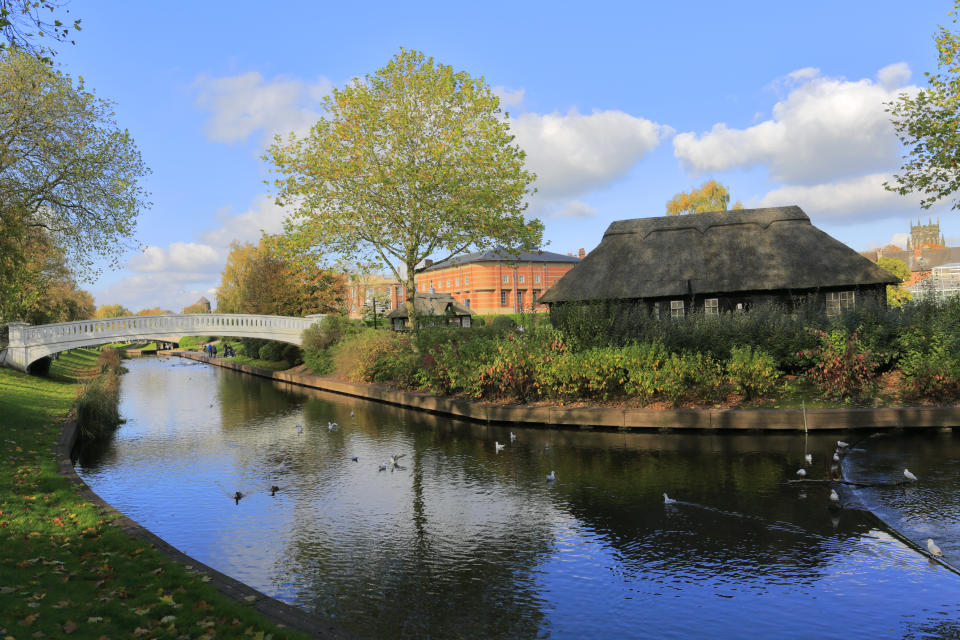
<box><xmin>56</xmin><ymin>421</ymin><xmax>350</xmax><ymax>639</ymax></box>
<box><xmin>166</xmin><ymin>350</ymin><xmax>960</xmax><ymax>431</ymax></box>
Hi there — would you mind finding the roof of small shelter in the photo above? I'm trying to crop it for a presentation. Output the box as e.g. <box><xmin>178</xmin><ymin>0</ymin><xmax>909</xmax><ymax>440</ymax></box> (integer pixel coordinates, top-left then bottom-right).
<box><xmin>387</xmin><ymin>293</ymin><xmax>474</xmax><ymax>319</ymax></box>
<box><xmin>540</xmin><ymin>206</ymin><xmax>898</xmax><ymax>303</ymax></box>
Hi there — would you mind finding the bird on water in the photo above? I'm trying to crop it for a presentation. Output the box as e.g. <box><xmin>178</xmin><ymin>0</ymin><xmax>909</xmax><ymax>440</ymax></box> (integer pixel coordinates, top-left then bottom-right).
<box><xmin>796</xmin><ymin>468</ymin><xmax>807</xmax><ymax>478</ymax></box>
<box><xmin>546</xmin><ymin>470</ymin><xmax>556</xmax><ymax>482</ymax></box>
<box><xmin>804</xmin><ymin>453</ymin><xmax>813</xmax><ymax>465</ymax></box>
<box><xmin>495</xmin><ymin>442</ymin><xmax>505</xmax><ymax>452</ymax></box>
<box><xmin>233</xmin><ymin>491</ymin><xmax>244</xmax><ymax>504</ymax></box>
<box><xmin>903</xmin><ymin>469</ymin><xmax>918</xmax><ymax>482</ymax></box>
<box><xmin>510</xmin><ymin>432</ymin><xmax>517</xmax><ymax>442</ymax></box>
<box><xmin>663</xmin><ymin>493</ymin><xmax>677</xmax><ymax>505</ymax></box>
<box><xmin>270</xmin><ymin>485</ymin><xmax>280</xmax><ymax>496</ymax></box>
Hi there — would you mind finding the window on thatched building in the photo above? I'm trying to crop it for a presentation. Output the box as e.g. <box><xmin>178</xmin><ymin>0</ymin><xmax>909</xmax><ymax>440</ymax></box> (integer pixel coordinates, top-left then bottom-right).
<box><xmin>705</xmin><ymin>298</ymin><xmax>719</xmax><ymax>316</ymax></box>
<box><xmin>670</xmin><ymin>300</ymin><xmax>684</xmax><ymax>318</ymax></box>
<box><xmin>827</xmin><ymin>291</ymin><xmax>855</xmax><ymax>317</ymax></box>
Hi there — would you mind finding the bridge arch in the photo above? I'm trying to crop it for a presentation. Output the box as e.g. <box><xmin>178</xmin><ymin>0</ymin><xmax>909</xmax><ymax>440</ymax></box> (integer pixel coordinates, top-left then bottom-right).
<box><xmin>3</xmin><ymin>314</ymin><xmax>324</xmax><ymax>372</ymax></box>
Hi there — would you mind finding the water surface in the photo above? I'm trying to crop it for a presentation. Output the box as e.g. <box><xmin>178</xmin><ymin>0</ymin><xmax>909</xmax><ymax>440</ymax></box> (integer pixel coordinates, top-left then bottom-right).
<box><xmin>76</xmin><ymin>357</ymin><xmax>960</xmax><ymax>639</ymax></box>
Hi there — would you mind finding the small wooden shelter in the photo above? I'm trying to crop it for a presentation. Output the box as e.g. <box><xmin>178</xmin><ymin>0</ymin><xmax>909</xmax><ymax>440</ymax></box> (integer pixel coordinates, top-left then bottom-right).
<box><xmin>387</xmin><ymin>293</ymin><xmax>475</xmax><ymax>331</ymax></box>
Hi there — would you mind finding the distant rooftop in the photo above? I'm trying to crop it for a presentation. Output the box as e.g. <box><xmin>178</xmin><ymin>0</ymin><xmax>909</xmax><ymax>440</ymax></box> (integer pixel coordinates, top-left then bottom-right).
<box><xmin>421</xmin><ymin>248</ymin><xmax>580</xmax><ymax>272</ymax></box>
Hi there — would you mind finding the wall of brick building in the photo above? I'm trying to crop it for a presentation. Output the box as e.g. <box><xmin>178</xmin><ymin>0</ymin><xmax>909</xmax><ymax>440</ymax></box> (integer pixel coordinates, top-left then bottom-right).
<box><xmin>414</xmin><ymin>260</ymin><xmax>577</xmax><ymax>315</ymax></box>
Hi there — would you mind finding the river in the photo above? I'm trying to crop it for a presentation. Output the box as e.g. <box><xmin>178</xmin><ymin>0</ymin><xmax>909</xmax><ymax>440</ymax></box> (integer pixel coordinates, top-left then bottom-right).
<box><xmin>75</xmin><ymin>356</ymin><xmax>960</xmax><ymax>639</ymax></box>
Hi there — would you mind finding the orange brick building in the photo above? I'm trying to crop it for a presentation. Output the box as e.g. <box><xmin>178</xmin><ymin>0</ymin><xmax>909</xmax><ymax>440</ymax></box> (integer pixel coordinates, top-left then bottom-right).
<box><xmin>343</xmin><ymin>274</ymin><xmax>406</xmax><ymax>320</ymax></box>
<box><xmin>414</xmin><ymin>249</ymin><xmax>582</xmax><ymax>315</ymax></box>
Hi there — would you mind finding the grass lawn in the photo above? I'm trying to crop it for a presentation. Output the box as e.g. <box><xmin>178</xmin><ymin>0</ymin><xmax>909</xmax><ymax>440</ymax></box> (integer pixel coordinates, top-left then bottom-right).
<box><xmin>0</xmin><ymin>349</ymin><xmax>309</xmax><ymax>639</ymax></box>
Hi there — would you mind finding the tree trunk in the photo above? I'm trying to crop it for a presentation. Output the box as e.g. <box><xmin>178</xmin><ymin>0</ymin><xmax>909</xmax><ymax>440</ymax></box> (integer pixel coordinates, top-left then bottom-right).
<box><xmin>405</xmin><ymin>261</ymin><xmax>418</xmax><ymax>332</ymax></box>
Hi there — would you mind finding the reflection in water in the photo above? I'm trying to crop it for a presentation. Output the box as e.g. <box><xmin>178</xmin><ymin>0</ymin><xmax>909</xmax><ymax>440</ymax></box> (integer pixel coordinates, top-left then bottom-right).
<box><xmin>77</xmin><ymin>358</ymin><xmax>960</xmax><ymax>639</ymax></box>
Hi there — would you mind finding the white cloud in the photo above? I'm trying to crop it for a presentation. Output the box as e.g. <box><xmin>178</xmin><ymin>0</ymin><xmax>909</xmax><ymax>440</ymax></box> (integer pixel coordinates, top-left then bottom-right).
<box><xmin>493</xmin><ymin>85</ymin><xmax>525</xmax><ymax>108</ymax></box>
<box><xmin>94</xmin><ymin>272</ymin><xmax>222</xmax><ymax>313</ymax></box>
<box><xmin>127</xmin><ymin>242</ymin><xmax>222</xmax><ymax>273</ymax></box>
<box><xmin>513</xmin><ymin>108</ymin><xmax>671</xmax><ymax>201</ymax></box>
<box><xmin>200</xmin><ymin>194</ymin><xmax>291</xmax><ymax>247</ymax></box>
<box><xmin>877</xmin><ymin>62</ymin><xmax>911</xmax><ymax>90</ymax></box>
<box><xmin>194</xmin><ymin>71</ymin><xmax>332</xmax><ymax>144</ymax></box>
<box><xmin>549</xmin><ymin>200</ymin><xmax>597</xmax><ymax>219</ymax></box>
<box><xmin>673</xmin><ymin>65</ymin><xmax>918</xmax><ymax>184</ymax></box>
<box><xmin>755</xmin><ymin>173</ymin><xmax>925</xmax><ymax>220</ymax></box>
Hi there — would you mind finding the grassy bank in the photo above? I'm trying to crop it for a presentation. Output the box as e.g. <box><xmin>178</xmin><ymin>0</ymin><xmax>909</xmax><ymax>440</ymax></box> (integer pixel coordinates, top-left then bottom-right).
<box><xmin>0</xmin><ymin>349</ymin><xmax>309</xmax><ymax>639</ymax></box>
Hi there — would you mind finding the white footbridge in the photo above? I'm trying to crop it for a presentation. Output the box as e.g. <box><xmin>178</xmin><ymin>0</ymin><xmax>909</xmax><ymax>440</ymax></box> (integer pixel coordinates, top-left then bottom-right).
<box><xmin>2</xmin><ymin>313</ymin><xmax>324</xmax><ymax>372</ymax></box>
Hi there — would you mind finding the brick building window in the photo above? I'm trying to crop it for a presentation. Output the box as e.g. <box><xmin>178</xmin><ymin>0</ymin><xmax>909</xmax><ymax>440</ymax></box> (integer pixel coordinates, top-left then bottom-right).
<box><xmin>670</xmin><ymin>300</ymin><xmax>684</xmax><ymax>318</ymax></box>
<box><xmin>501</xmin><ymin>290</ymin><xmax>508</xmax><ymax>306</ymax></box>
<box><xmin>464</xmin><ymin>276</ymin><xmax>469</xmax><ymax>285</ymax></box>
<box><xmin>534</xmin><ymin>275</ymin><xmax>541</xmax><ymax>283</ymax></box>
<box><xmin>705</xmin><ymin>298</ymin><xmax>719</xmax><ymax>316</ymax></box>
<box><xmin>465</xmin><ymin>299</ymin><xmax>470</xmax><ymax>308</ymax></box>
<box><xmin>446</xmin><ymin>279</ymin><xmax>451</xmax><ymax>288</ymax></box>
<box><xmin>517</xmin><ymin>290</ymin><xmax>524</xmax><ymax>309</ymax></box>
<box><xmin>503</xmin><ymin>274</ymin><xmax>510</xmax><ymax>284</ymax></box>
<box><xmin>518</xmin><ymin>274</ymin><xmax>525</xmax><ymax>284</ymax></box>
<box><xmin>455</xmin><ymin>278</ymin><xmax>459</xmax><ymax>287</ymax></box>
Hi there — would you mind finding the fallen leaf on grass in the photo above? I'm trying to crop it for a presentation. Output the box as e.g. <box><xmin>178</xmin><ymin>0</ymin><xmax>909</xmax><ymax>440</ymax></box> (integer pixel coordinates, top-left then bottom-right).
<box><xmin>160</xmin><ymin>615</ymin><xmax>176</xmax><ymax>624</ymax></box>
<box><xmin>63</xmin><ymin>620</ymin><xmax>77</xmax><ymax>634</ymax></box>
<box><xmin>87</xmin><ymin>616</ymin><xmax>103</xmax><ymax>623</ymax></box>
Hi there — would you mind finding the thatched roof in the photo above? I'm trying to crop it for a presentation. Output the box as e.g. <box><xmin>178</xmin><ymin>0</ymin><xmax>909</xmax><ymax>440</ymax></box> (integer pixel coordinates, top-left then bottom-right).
<box><xmin>422</xmin><ymin>248</ymin><xmax>579</xmax><ymax>272</ymax></box>
<box><xmin>541</xmin><ymin>206</ymin><xmax>898</xmax><ymax>303</ymax></box>
<box><xmin>387</xmin><ymin>293</ymin><xmax>474</xmax><ymax>319</ymax></box>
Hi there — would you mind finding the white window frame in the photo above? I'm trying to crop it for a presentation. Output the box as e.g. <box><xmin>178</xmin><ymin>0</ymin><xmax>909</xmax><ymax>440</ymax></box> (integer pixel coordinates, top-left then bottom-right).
<box><xmin>534</xmin><ymin>274</ymin><xmax>541</xmax><ymax>283</ymax></box>
<box><xmin>826</xmin><ymin>290</ymin><xmax>855</xmax><ymax>317</ymax></box>
<box><xmin>705</xmin><ymin>298</ymin><xmax>719</xmax><ymax>316</ymax></box>
<box><xmin>518</xmin><ymin>274</ymin><xmax>525</xmax><ymax>284</ymax></box>
<box><xmin>670</xmin><ymin>300</ymin><xmax>684</xmax><ymax>318</ymax></box>
<box><xmin>501</xmin><ymin>290</ymin><xmax>508</xmax><ymax>306</ymax></box>
<box><xmin>503</xmin><ymin>274</ymin><xmax>510</xmax><ymax>284</ymax></box>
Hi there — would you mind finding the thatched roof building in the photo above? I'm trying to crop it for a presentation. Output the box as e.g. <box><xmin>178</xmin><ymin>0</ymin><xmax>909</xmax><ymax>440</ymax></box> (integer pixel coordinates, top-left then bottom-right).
<box><xmin>541</xmin><ymin>206</ymin><xmax>897</xmax><ymax>317</ymax></box>
<box><xmin>387</xmin><ymin>292</ymin><xmax>474</xmax><ymax>330</ymax></box>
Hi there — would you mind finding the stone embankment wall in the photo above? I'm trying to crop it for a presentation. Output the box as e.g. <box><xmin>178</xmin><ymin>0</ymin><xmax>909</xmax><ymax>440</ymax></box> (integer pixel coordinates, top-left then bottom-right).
<box><xmin>166</xmin><ymin>351</ymin><xmax>960</xmax><ymax>431</ymax></box>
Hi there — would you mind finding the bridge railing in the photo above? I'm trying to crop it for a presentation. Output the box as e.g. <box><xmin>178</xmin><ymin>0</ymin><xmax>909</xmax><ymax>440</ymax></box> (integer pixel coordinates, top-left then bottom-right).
<box><xmin>10</xmin><ymin>314</ymin><xmax>321</xmax><ymax>347</ymax></box>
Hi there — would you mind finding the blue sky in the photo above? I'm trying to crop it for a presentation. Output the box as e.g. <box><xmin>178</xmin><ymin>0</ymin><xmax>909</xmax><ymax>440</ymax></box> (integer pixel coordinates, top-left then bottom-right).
<box><xmin>53</xmin><ymin>1</ymin><xmax>957</xmax><ymax>312</ymax></box>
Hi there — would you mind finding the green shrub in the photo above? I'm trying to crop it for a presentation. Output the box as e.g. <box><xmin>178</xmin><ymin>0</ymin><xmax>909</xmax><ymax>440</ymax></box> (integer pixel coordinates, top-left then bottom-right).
<box><xmin>475</xmin><ymin>328</ymin><xmax>565</xmax><ymax>402</ymax></box>
<box><xmin>418</xmin><ymin>334</ymin><xmax>498</xmax><ymax>397</ymax></box>
<box><xmin>727</xmin><ymin>346</ymin><xmax>780</xmax><ymax>400</ymax></box>
<box><xmin>897</xmin><ymin>328</ymin><xmax>960</xmax><ymax>402</ymax></box>
<box><xmin>659</xmin><ymin>352</ymin><xmax>726</xmax><ymax>407</ymax></box>
<box><xmin>304</xmin><ymin>348</ymin><xmax>335</xmax><ymax>375</ymax></box>
<box><xmin>76</xmin><ymin>371</ymin><xmax>121</xmax><ymax>440</ymax></box>
<box><xmin>490</xmin><ymin>315</ymin><xmax>517</xmax><ymax>332</ymax></box>
<box><xmin>802</xmin><ymin>328</ymin><xmax>880</xmax><ymax>403</ymax></box>
<box><xmin>258</xmin><ymin>341</ymin><xmax>285</xmax><ymax>361</ymax></box>
<box><xmin>539</xmin><ymin>345</ymin><xmax>632</xmax><ymax>401</ymax></box>
<box><xmin>335</xmin><ymin>330</ymin><xmax>419</xmax><ymax>385</ymax></box>
<box><xmin>622</xmin><ymin>342</ymin><xmax>670</xmax><ymax>404</ymax></box>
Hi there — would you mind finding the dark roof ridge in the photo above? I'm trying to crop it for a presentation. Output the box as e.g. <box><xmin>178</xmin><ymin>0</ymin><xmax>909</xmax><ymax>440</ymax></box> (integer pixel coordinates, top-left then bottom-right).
<box><xmin>604</xmin><ymin>206</ymin><xmax>809</xmax><ymax>241</ymax></box>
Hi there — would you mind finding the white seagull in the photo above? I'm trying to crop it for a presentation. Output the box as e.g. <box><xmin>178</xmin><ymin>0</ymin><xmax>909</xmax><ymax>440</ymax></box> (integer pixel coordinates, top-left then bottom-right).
<box><xmin>904</xmin><ymin>469</ymin><xmax>918</xmax><ymax>482</ymax></box>
<box><xmin>804</xmin><ymin>453</ymin><xmax>813</xmax><ymax>465</ymax></box>
<box><xmin>796</xmin><ymin>468</ymin><xmax>807</xmax><ymax>477</ymax></box>
<box><xmin>837</xmin><ymin>440</ymin><xmax>850</xmax><ymax>449</ymax></box>
<box><xmin>495</xmin><ymin>442</ymin><xmax>506</xmax><ymax>452</ymax></box>
<box><xmin>663</xmin><ymin>493</ymin><xmax>677</xmax><ymax>505</ymax></box>
<box><xmin>829</xmin><ymin>489</ymin><xmax>840</xmax><ymax>504</ymax></box>
<box><xmin>833</xmin><ymin>452</ymin><xmax>841</xmax><ymax>463</ymax></box>
<box><xmin>928</xmin><ymin>538</ymin><xmax>943</xmax><ymax>557</ymax></box>
<box><xmin>328</xmin><ymin>421</ymin><xmax>338</xmax><ymax>431</ymax></box>
<box><xmin>546</xmin><ymin>470</ymin><xmax>556</xmax><ymax>482</ymax></box>
<box><xmin>509</xmin><ymin>432</ymin><xmax>517</xmax><ymax>442</ymax></box>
